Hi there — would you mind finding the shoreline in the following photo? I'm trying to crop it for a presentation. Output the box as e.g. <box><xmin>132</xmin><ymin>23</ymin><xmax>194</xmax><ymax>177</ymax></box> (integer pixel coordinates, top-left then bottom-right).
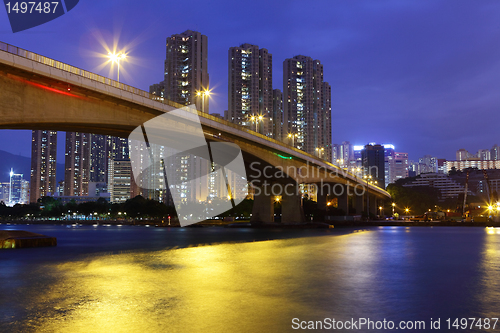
<box><xmin>2</xmin><ymin>219</ymin><xmax>500</xmax><ymax>228</ymax></box>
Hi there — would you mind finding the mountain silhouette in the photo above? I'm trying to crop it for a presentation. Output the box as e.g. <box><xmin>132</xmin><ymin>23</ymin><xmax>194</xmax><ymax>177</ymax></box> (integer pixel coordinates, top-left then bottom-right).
<box><xmin>0</xmin><ymin>150</ymin><xmax>64</xmax><ymax>183</ymax></box>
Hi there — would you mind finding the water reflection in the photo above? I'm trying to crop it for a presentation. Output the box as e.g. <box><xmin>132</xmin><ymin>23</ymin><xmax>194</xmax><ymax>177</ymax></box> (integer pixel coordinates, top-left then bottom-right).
<box><xmin>478</xmin><ymin>227</ymin><xmax>500</xmax><ymax>320</ymax></box>
<box><xmin>2</xmin><ymin>227</ymin><xmax>500</xmax><ymax>332</ymax></box>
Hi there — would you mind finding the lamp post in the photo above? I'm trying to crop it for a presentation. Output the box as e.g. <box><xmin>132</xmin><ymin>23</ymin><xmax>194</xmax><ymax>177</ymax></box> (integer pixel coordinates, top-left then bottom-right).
<box><xmin>392</xmin><ymin>202</ymin><xmax>396</xmax><ymax>217</ymax></box>
<box><xmin>315</xmin><ymin>147</ymin><xmax>324</xmax><ymax>159</ymax></box>
<box><xmin>363</xmin><ymin>174</ymin><xmax>372</xmax><ymax>219</ymax></box>
<box><xmin>108</xmin><ymin>52</ymin><xmax>127</xmax><ymax>82</ymax></box>
<box><xmin>196</xmin><ymin>89</ymin><xmax>210</xmax><ymax>113</ymax></box>
<box><xmin>288</xmin><ymin>133</ymin><xmax>297</xmax><ymax>147</ymax></box>
<box><xmin>250</xmin><ymin>115</ymin><xmax>263</xmax><ymax>133</ymax></box>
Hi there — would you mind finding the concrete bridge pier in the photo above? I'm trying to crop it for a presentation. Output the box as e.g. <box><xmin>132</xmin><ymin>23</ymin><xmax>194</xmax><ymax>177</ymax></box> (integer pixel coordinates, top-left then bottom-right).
<box><xmin>282</xmin><ymin>183</ymin><xmax>305</xmax><ymax>223</ymax></box>
<box><xmin>368</xmin><ymin>194</ymin><xmax>377</xmax><ymax>217</ymax></box>
<box><xmin>337</xmin><ymin>191</ymin><xmax>349</xmax><ymax>216</ymax></box>
<box><xmin>355</xmin><ymin>193</ymin><xmax>365</xmax><ymax>216</ymax></box>
<box><xmin>315</xmin><ymin>189</ymin><xmax>328</xmax><ymax>221</ymax></box>
<box><xmin>250</xmin><ymin>183</ymin><xmax>274</xmax><ymax>223</ymax></box>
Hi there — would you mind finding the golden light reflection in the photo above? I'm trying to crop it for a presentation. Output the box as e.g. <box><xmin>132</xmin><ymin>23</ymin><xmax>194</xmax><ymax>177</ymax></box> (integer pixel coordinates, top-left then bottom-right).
<box><xmin>19</xmin><ymin>231</ymin><xmax>378</xmax><ymax>332</ymax></box>
<box><xmin>478</xmin><ymin>227</ymin><xmax>500</xmax><ymax>318</ymax></box>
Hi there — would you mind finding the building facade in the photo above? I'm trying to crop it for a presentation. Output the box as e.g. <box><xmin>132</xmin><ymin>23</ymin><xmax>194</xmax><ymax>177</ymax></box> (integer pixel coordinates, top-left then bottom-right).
<box><xmin>228</xmin><ymin>44</ymin><xmax>273</xmax><ymax>136</ymax></box>
<box><xmin>108</xmin><ymin>159</ymin><xmax>132</xmax><ymax>204</ymax></box>
<box><xmin>9</xmin><ymin>171</ymin><xmax>28</xmax><ymax>205</ymax></box>
<box><xmin>30</xmin><ymin>130</ymin><xmax>57</xmax><ymax>202</ymax></box>
<box><xmin>491</xmin><ymin>144</ymin><xmax>499</xmax><ymax>161</ymax></box>
<box><xmin>64</xmin><ymin>132</ymin><xmax>90</xmax><ymax>196</ymax></box>
<box><xmin>445</xmin><ymin>160</ymin><xmax>500</xmax><ymax>173</ymax></box>
<box><xmin>403</xmin><ymin>173</ymin><xmax>468</xmax><ymax>201</ymax></box>
<box><xmin>393</xmin><ymin>152</ymin><xmax>409</xmax><ymax>183</ymax></box>
<box><xmin>283</xmin><ymin>55</ymin><xmax>331</xmax><ymax>161</ymax></box>
<box><xmin>272</xmin><ymin>89</ymin><xmax>283</xmax><ymax>141</ymax></box>
<box><xmin>361</xmin><ymin>144</ymin><xmax>385</xmax><ymax>189</ymax></box>
<box><xmin>164</xmin><ymin>30</ymin><xmax>209</xmax><ymax>112</ymax></box>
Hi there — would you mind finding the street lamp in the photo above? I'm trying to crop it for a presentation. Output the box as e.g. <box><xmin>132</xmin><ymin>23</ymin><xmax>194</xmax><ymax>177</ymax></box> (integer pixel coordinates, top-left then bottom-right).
<box><xmin>288</xmin><ymin>133</ymin><xmax>297</xmax><ymax>147</ymax></box>
<box><xmin>108</xmin><ymin>52</ymin><xmax>127</xmax><ymax>82</ymax></box>
<box><xmin>363</xmin><ymin>174</ymin><xmax>372</xmax><ymax>219</ymax></box>
<box><xmin>196</xmin><ymin>89</ymin><xmax>211</xmax><ymax>113</ymax></box>
<box><xmin>379</xmin><ymin>206</ymin><xmax>383</xmax><ymax>217</ymax></box>
<box><xmin>315</xmin><ymin>147</ymin><xmax>324</xmax><ymax>159</ymax></box>
<box><xmin>250</xmin><ymin>115</ymin><xmax>264</xmax><ymax>133</ymax></box>
<box><xmin>392</xmin><ymin>202</ymin><xmax>396</xmax><ymax>217</ymax></box>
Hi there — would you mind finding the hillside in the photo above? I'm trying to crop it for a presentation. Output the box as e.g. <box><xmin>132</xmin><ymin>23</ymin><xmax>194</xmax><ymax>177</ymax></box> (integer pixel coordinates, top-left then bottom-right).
<box><xmin>0</xmin><ymin>150</ymin><xmax>64</xmax><ymax>183</ymax></box>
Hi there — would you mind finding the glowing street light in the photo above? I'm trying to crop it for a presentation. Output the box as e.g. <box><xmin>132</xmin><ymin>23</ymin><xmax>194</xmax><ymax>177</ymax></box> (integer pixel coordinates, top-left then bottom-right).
<box><xmin>107</xmin><ymin>52</ymin><xmax>127</xmax><ymax>82</ymax></box>
<box><xmin>363</xmin><ymin>174</ymin><xmax>372</xmax><ymax>220</ymax></box>
<box><xmin>288</xmin><ymin>133</ymin><xmax>297</xmax><ymax>147</ymax></box>
<box><xmin>315</xmin><ymin>147</ymin><xmax>325</xmax><ymax>159</ymax></box>
<box><xmin>392</xmin><ymin>202</ymin><xmax>396</xmax><ymax>217</ymax></box>
<box><xmin>196</xmin><ymin>89</ymin><xmax>211</xmax><ymax>113</ymax></box>
<box><xmin>250</xmin><ymin>114</ymin><xmax>264</xmax><ymax>132</ymax></box>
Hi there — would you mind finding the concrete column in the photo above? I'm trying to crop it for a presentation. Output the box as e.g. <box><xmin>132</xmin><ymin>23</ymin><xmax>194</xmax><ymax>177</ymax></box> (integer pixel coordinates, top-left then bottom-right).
<box><xmin>251</xmin><ymin>183</ymin><xmax>274</xmax><ymax>223</ymax></box>
<box><xmin>316</xmin><ymin>190</ymin><xmax>327</xmax><ymax>222</ymax></box>
<box><xmin>337</xmin><ymin>191</ymin><xmax>349</xmax><ymax>216</ymax></box>
<box><xmin>369</xmin><ymin>194</ymin><xmax>377</xmax><ymax>217</ymax></box>
<box><xmin>282</xmin><ymin>183</ymin><xmax>305</xmax><ymax>223</ymax></box>
<box><xmin>355</xmin><ymin>193</ymin><xmax>365</xmax><ymax>216</ymax></box>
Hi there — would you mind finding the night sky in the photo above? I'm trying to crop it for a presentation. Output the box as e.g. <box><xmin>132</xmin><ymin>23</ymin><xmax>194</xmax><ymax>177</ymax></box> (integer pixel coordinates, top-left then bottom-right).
<box><xmin>0</xmin><ymin>0</ymin><xmax>499</xmax><ymax>162</ymax></box>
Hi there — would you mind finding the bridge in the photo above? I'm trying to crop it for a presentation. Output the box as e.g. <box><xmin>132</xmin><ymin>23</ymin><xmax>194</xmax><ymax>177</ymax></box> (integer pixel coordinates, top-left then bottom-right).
<box><xmin>0</xmin><ymin>41</ymin><xmax>390</xmax><ymax>223</ymax></box>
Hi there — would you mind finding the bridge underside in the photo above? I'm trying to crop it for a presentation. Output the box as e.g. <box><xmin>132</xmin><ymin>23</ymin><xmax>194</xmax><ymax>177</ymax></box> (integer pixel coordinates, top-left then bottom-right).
<box><xmin>0</xmin><ymin>57</ymin><xmax>391</xmax><ymax>222</ymax></box>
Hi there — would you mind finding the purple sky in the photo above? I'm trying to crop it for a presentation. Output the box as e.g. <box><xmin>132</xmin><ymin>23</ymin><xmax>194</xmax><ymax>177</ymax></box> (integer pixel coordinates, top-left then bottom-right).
<box><xmin>1</xmin><ymin>0</ymin><xmax>499</xmax><ymax>162</ymax></box>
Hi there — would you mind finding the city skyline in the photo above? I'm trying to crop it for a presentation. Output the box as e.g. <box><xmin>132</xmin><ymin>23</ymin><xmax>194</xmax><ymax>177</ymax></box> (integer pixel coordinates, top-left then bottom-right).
<box><xmin>0</xmin><ymin>1</ymin><xmax>499</xmax><ymax>162</ymax></box>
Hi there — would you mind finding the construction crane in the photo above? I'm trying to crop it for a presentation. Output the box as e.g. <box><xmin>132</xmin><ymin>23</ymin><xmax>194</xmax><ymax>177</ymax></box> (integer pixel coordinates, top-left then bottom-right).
<box><xmin>482</xmin><ymin>169</ymin><xmax>492</xmax><ymax>204</ymax></box>
<box><xmin>462</xmin><ymin>170</ymin><xmax>469</xmax><ymax>216</ymax></box>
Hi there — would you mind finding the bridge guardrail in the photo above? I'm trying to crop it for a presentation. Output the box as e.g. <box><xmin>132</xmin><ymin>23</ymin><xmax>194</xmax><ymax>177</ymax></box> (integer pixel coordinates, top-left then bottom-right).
<box><xmin>0</xmin><ymin>41</ymin><xmax>387</xmax><ymax>194</ymax></box>
<box><xmin>0</xmin><ymin>41</ymin><xmax>305</xmax><ymax>155</ymax></box>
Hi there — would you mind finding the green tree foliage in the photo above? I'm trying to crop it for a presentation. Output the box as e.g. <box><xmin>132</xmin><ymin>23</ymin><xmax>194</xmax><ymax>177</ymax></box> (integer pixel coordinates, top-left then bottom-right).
<box><xmin>0</xmin><ymin>195</ymin><xmax>176</xmax><ymax>219</ymax></box>
<box><xmin>386</xmin><ymin>183</ymin><xmax>440</xmax><ymax>215</ymax></box>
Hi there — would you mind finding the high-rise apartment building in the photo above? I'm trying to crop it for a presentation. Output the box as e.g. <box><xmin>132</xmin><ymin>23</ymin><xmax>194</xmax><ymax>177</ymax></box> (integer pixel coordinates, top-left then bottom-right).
<box><xmin>108</xmin><ymin>159</ymin><xmax>131</xmax><ymax>203</ymax></box>
<box><xmin>9</xmin><ymin>171</ymin><xmax>27</xmax><ymax>205</ymax></box>
<box><xmin>228</xmin><ymin>44</ymin><xmax>273</xmax><ymax>136</ymax></box>
<box><xmin>384</xmin><ymin>145</ymin><xmax>395</xmax><ymax>186</ymax></box>
<box><xmin>491</xmin><ymin>144</ymin><xmax>499</xmax><ymax>161</ymax></box>
<box><xmin>283</xmin><ymin>55</ymin><xmax>331</xmax><ymax>160</ymax></box>
<box><xmin>30</xmin><ymin>130</ymin><xmax>57</xmax><ymax>202</ymax></box>
<box><xmin>478</xmin><ymin>149</ymin><xmax>491</xmax><ymax>161</ymax></box>
<box><xmin>321</xmin><ymin>82</ymin><xmax>332</xmax><ymax>161</ymax></box>
<box><xmin>393</xmin><ymin>152</ymin><xmax>409</xmax><ymax>183</ymax></box>
<box><xmin>362</xmin><ymin>144</ymin><xmax>385</xmax><ymax>189</ymax></box>
<box><xmin>107</xmin><ymin>136</ymin><xmax>129</xmax><ymax>161</ymax></box>
<box><xmin>149</xmin><ymin>81</ymin><xmax>165</xmax><ymax>102</ymax></box>
<box><xmin>64</xmin><ymin>132</ymin><xmax>90</xmax><ymax>196</ymax></box>
<box><xmin>272</xmin><ymin>89</ymin><xmax>283</xmax><ymax>141</ymax></box>
<box><xmin>164</xmin><ymin>30</ymin><xmax>209</xmax><ymax>112</ymax></box>
<box><xmin>89</xmin><ymin>134</ymin><xmax>107</xmax><ymax>183</ymax></box>
<box><xmin>0</xmin><ymin>182</ymin><xmax>9</xmax><ymax>204</ymax></box>
<box><xmin>332</xmin><ymin>141</ymin><xmax>354</xmax><ymax>167</ymax></box>
<box><xmin>456</xmin><ymin>148</ymin><xmax>472</xmax><ymax>161</ymax></box>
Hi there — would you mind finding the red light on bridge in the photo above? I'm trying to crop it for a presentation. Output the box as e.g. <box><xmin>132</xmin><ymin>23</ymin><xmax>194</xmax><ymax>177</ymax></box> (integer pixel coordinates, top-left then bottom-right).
<box><xmin>5</xmin><ymin>73</ymin><xmax>81</xmax><ymax>98</ymax></box>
